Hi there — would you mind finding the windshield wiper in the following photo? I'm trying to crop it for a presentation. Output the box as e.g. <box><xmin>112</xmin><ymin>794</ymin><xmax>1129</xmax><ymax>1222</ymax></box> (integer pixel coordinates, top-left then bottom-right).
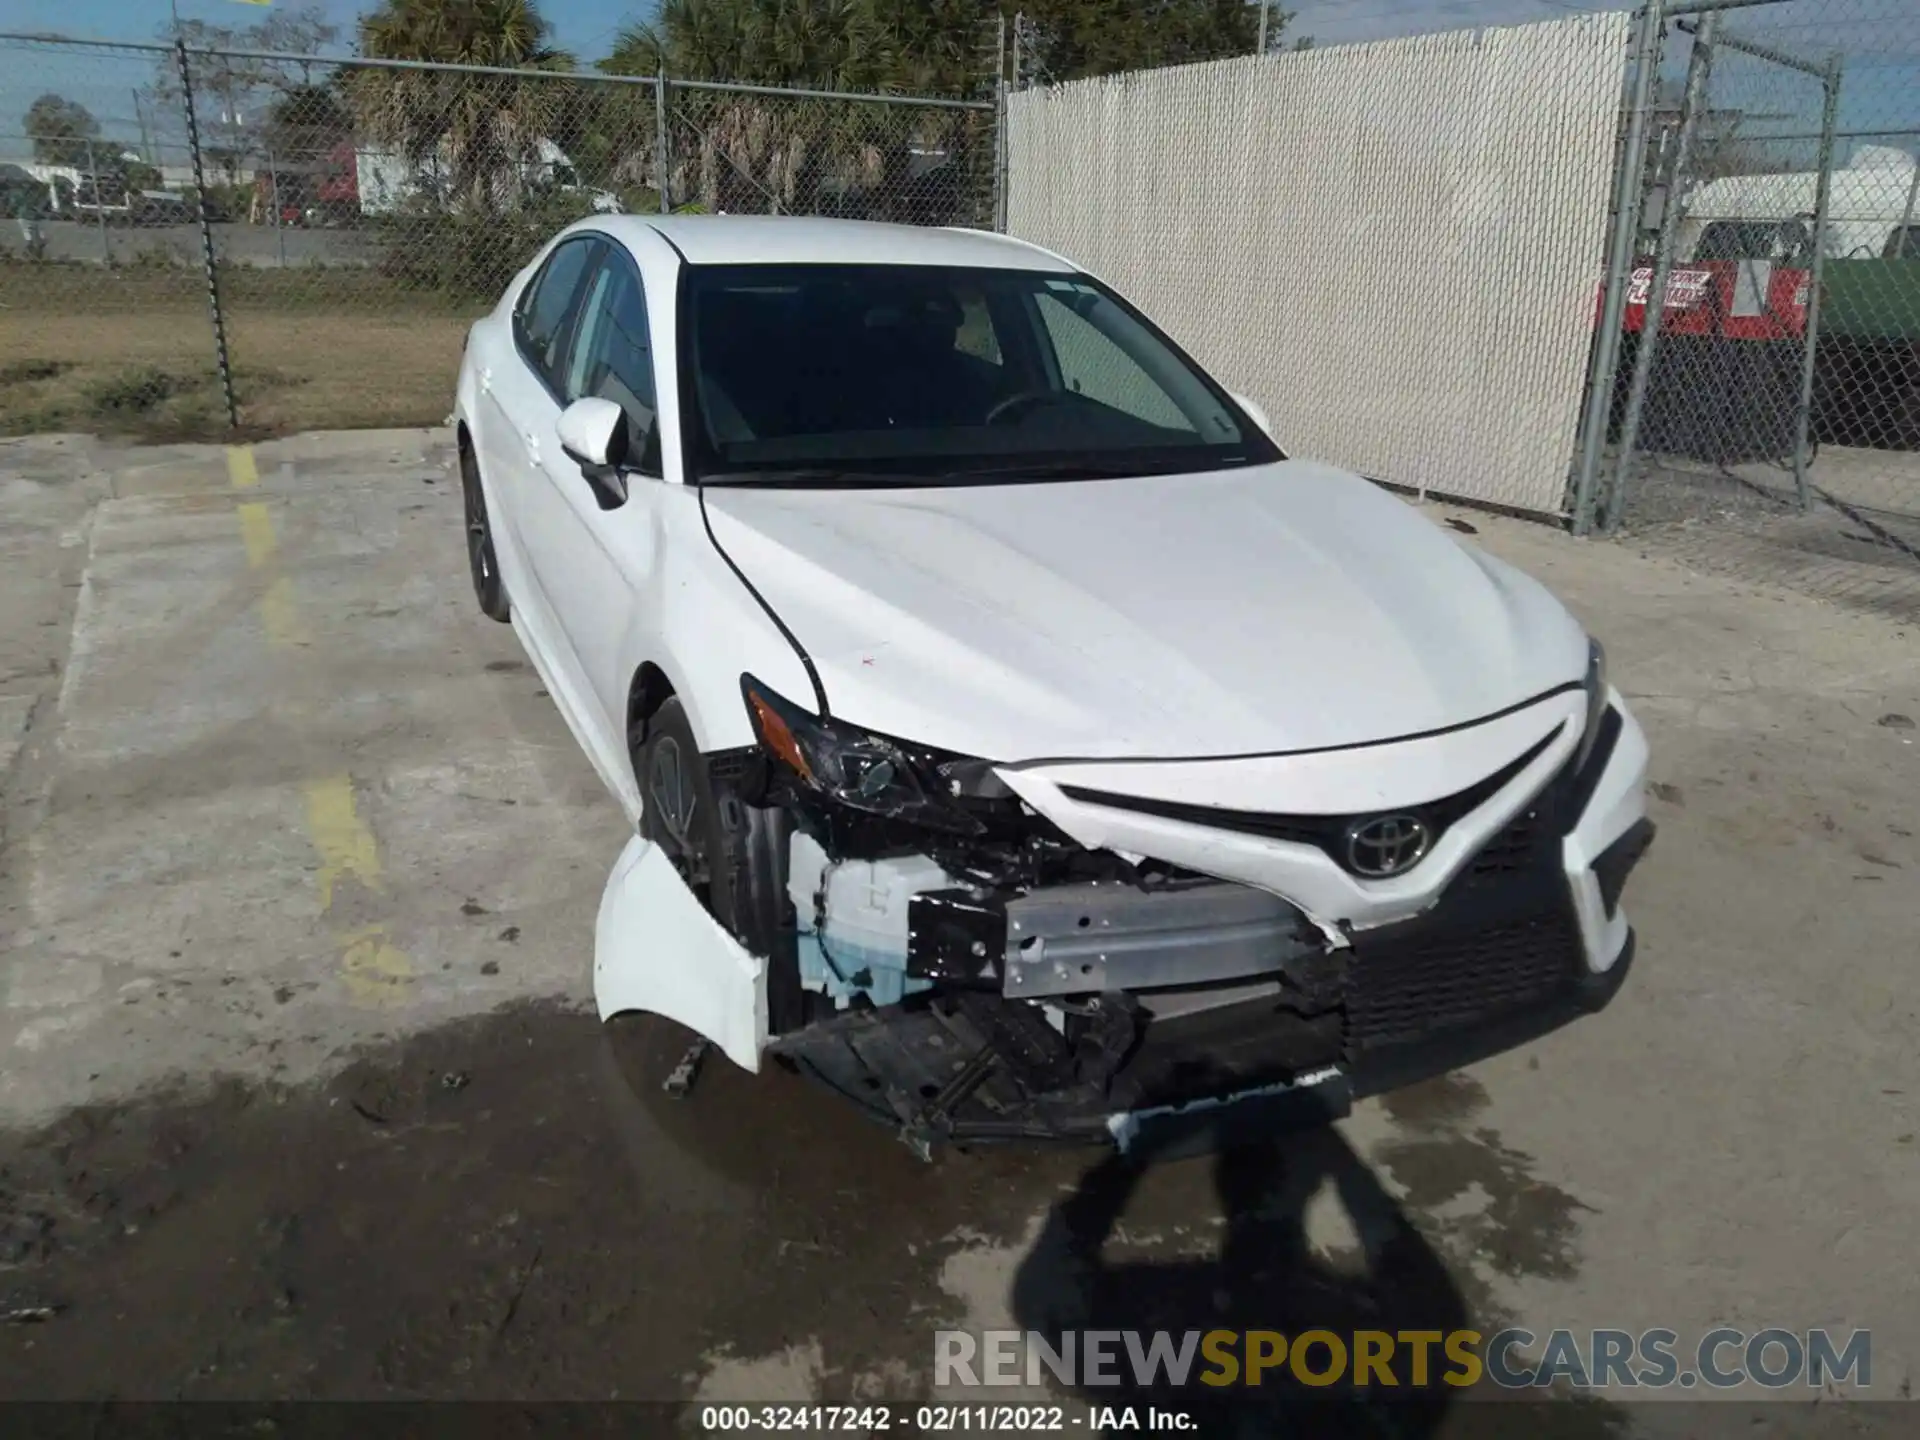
<box><xmin>931</xmin><ymin>456</ymin><xmax>1253</xmax><ymax>483</ymax></box>
<box><xmin>698</xmin><ymin>455</ymin><xmax>1259</xmax><ymax>488</ymax></box>
<box><xmin>698</xmin><ymin>468</ymin><xmax>925</xmax><ymax>488</ymax></box>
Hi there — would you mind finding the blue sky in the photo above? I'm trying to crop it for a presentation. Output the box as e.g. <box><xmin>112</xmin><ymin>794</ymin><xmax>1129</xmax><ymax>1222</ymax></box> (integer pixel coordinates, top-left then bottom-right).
<box><xmin>3</xmin><ymin>0</ymin><xmax>652</xmax><ymax>63</ymax></box>
<box><xmin>0</xmin><ymin>0</ymin><xmax>656</xmax><ymax>150</ymax></box>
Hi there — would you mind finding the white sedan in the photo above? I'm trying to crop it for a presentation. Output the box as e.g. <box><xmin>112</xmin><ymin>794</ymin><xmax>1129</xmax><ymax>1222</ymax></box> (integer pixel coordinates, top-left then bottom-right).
<box><xmin>453</xmin><ymin>215</ymin><xmax>1651</xmax><ymax>1155</ymax></box>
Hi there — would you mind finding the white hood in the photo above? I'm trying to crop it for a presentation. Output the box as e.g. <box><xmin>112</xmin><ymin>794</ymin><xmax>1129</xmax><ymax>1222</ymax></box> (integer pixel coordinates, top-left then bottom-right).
<box><xmin>701</xmin><ymin>461</ymin><xmax>1588</xmax><ymax>763</ymax></box>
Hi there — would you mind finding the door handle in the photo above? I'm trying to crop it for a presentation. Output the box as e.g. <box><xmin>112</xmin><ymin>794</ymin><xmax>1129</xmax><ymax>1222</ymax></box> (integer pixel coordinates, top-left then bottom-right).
<box><xmin>524</xmin><ymin>430</ymin><xmax>541</xmax><ymax>457</ymax></box>
<box><xmin>479</xmin><ymin>366</ymin><xmax>493</xmax><ymax>392</ymax></box>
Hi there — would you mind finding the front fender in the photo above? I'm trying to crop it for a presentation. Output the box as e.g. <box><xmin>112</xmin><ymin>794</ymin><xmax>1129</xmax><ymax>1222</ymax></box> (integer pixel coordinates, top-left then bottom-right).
<box><xmin>453</xmin><ymin>323</ymin><xmax>486</xmax><ymax>432</ymax></box>
<box><xmin>595</xmin><ymin>834</ymin><xmax>767</xmax><ymax>1071</ymax></box>
<box><xmin>626</xmin><ymin>486</ymin><xmax>820</xmax><ymax>757</ymax></box>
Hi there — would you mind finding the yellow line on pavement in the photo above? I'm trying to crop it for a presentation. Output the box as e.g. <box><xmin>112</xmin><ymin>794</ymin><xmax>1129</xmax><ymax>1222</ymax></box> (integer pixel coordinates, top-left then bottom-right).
<box><xmin>259</xmin><ymin>578</ymin><xmax>304</xmax><ymax>648</ymax></box>
<box><xmin>304</xmin><ymin>775</ymin><xmax>414</xmax><ymax>1007</ymax></box>
<box><xmin>233</xmin><ymin>447</ymin><xmax>404</xmax><ymax>1006</ymax></box>
<box><xmin>338</xmin><ymin>925</ymin><xmax>414</xmax><ymax>1007</ymax></box>
<box><xmin>305</xmin><ymin>774</ymin><xmax>385</xmax><ymax>910</ymax></box>
<box><xmin>226</xmin><ymin>445</ymin><xmax>259</xmax><ymax>489</ymax></box>
<box><xmin>236</xmin><ymin>501</ymin><xmax>276</xmax><ymax>567</ymax></box>
<box><xmin>228</xmin><ymin>445</ymin><xmax>308</xmax><ymax>647</ymax></box>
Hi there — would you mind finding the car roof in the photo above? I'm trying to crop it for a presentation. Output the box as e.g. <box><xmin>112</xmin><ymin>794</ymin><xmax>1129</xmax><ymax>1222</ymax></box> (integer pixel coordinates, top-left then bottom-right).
<box><xmin>592</xmin><ymin>214</ymin><xmax>1077</xmax><ymax>273</ymax></box>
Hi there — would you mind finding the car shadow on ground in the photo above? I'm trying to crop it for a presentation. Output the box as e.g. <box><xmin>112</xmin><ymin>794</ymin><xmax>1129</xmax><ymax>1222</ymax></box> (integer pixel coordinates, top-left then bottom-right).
<box><xmin>0</xmin><ymin>1001</ymin><xmax>1617</xmax><ymax>1436</ymax></box>
<box><xmin>1009</xmin><ymin>1120</ymin><xmax>1470</xmax><ymax>1438</ymax></box>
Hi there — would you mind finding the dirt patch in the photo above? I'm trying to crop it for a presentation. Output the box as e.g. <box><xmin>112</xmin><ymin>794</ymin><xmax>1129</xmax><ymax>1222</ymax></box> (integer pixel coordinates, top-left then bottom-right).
<box><xmin>0</xmin><ymin>264</ymin><xmax>478</xmax><ymax>440</ymax></box>
<box><xmin>0</xmin><ymin>359</ymin><xmax>72</xmax><ymax>387</ymax></box>
<box><xmin>222</xmin><ymin>311</ymin><xmax>472</xmax><ymax>434</ymax></box>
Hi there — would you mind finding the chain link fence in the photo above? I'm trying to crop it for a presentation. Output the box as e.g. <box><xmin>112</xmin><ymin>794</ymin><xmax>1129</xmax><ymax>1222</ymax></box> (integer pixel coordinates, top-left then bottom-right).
<box><xmin>1580</xmin><ymin>0</ymin><xmax>1920</xmax><ymax>618</ymax></box>
<box><xmin>214</xmin><ymin>54</ymin><xmax>665</xmax><ymax>436</ymax></box>
<box><xmin>662</xmin><ymin>81</ymin><xmax>997</xmax><ymax>227</ymax></box>
<box><xmin>0</xmin><ymin>40</ymin><xmax>224</xmax><ymax>435</ymax></box>
<box><xmin>6</xmin><ymin>8</ymin><xmax>1918</xmax><ymax>619</ymax></box>
<box><xmin>0</xmin><ymin>33</ymin><xmax>997</xmax><ymax>438</ymax></box>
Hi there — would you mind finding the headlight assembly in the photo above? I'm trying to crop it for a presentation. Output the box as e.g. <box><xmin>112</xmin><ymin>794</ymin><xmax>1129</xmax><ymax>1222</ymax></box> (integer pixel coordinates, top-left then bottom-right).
<box><xmin>741</xmin><ymin>675</ymin><xmax>985</xmax><ymax>834</ymax></box>
<box><xmin>1575</xmin><ymin>638</ymin><xmax>1609</xmax><ymax>772</ymax></box>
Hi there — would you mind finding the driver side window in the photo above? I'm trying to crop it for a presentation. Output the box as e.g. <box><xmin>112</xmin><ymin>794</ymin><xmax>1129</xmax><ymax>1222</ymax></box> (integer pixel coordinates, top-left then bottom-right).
<box><xmin>563</xmin><ymin>255</ymin><xmax>660</xmax><ymax>473</ymax></box>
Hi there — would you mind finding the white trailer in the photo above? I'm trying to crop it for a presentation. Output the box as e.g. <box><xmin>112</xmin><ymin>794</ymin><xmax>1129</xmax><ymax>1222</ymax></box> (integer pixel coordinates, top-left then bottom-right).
<box><xmin>351</xmin><ymin>139</ymin><xmax>618</xmax><ymax>217</ymax></box>
<box><xmin>1680</xmin><ymin>144</ymin><xmax>1920</xmax><ymax>261</ymax></box>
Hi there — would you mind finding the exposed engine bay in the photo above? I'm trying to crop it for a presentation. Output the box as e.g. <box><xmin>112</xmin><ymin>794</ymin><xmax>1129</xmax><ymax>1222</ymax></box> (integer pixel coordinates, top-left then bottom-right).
<box><xmin>634</xmin><ymin>677</ymin><xmax>1649</xmax><ymax>1158</ymax></box>
<box><xmin>777</xmin><ymin>805</ymin><xmax>1351</xmax><ymax>1155</ymax></box>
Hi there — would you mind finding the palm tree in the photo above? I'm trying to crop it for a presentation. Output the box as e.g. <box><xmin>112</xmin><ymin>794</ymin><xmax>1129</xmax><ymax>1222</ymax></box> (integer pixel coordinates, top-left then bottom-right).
<box><xmin>354</xmin><ymin>0</ymin><xmax>578</xmax><ymax>214</ymax></box>
<box><xmin>608</xmin><ymin>0</ymin><xmax>891</xmax><ymax>90</ymax></box>
<box><xmin>873</xmin><ymin>0</ymin><xmax>990</xmax><ymax>97</ymax></box>
<box><xmin>606</xmin><ymin>0</ymin><xmax>973</xmax><ymax>217</ymax></box>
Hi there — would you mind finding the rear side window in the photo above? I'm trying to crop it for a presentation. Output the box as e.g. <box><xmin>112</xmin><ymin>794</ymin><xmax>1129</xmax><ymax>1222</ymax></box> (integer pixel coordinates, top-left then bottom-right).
<box><xmin>515</xmin><ymin>236</ymin><xmax>598</xmax><ymax>391</ymax></box>
<box><xmin>1694</xmin><ymin>219</ymin><xmax>1812</xmax><ymax>265</ymax></box>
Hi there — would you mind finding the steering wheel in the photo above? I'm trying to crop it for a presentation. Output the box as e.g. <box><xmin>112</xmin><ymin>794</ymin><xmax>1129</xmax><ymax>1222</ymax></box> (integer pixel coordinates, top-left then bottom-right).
<box><xmin>984</xmin><ymin>389</ymin><xmax>1064</xmax><ymax>426</ymax></box>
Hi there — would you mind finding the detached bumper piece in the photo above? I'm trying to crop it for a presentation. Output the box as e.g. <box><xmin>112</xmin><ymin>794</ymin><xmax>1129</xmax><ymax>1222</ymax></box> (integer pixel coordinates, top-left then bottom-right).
<box><xmin>770</xmin><ymin>982</ymin><xmax>1350</xmax><ymax>1154</ymax></box>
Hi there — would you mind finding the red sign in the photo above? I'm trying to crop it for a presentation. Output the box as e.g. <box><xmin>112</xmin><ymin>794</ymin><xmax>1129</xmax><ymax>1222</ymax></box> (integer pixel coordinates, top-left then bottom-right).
<box><xmin>1625</xmin><ymin>266</ymin><xmax>1714</xmax><ymax>312</ymax></box>
<box><xmin>1602</xmin><ymin>258</ymin><xmax>1809</xmax><ymax>340</ymax></box>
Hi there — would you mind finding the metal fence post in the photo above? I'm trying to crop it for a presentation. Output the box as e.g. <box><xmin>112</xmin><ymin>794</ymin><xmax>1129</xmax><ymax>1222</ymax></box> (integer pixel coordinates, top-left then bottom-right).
<box><xmin>1573</xmin><ymin>1</ymin><xmax>1664</xmax><ymax>536</ymax></box>
<box><xmin>1603</xmin><ymin>11</ymin><xmax>1716</xmax><ymax>534</ymax></box>
<box><xmin>85</xmin><ymin>137</ymin><xmax>108</xmax><ymax>262</ymax></box>
<box><xmin>267</xmin><ymin>141</ymin><xmax>287</xmax><ymax>267</ymax></box>
<box><xmin>657</xmin><ymin>68</ymin><xmax>671</xmax><ymax>215</ymax></box>
<box><xmin>994</xmin><ymin>11</ymin><xmax>1010</xmax><ymax>233</ymax></box>
<box><xmin>175</xmin><ymin>39</ymin><xmax>239</xmax><ymax>430</ymax></box>
<box><xmin>1895</xmin><ymin>153</ymin><xmax>1920</xmax><ymax>260</ymax></box>
<box><xmin>1791</xmin><ymin>52</ymin><xmax>1842</xmax><ymax>511</ymax></box>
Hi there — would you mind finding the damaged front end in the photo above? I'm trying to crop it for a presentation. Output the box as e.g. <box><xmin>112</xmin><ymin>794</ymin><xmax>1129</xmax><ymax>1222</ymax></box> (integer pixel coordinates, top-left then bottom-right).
<box><xmin>781</xmin><ymin>829</ymin><xmax>1356</xmax><ymax>1157</ymax></box>
<box><xmin>600</xmin><ymin>676</ymin><xmax>1639</xmax><ymax>1159</ymax></box>
<box><xmin>741</xmin><ymin>677</ymin><xmax>1355</xmax><ymax>1152</ymax></box>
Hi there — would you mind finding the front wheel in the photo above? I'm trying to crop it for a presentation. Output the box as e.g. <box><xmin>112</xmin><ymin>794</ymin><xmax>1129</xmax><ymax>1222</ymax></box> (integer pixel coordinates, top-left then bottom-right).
<box><xmin>639</xmin><ymin>698</ymin><xmax>720</xmax><ymax>907</ymax></box>
<box><xmin>459</xmin><ymin>437</ymin><xmax>510</xmax><ymax>623</ymax></box>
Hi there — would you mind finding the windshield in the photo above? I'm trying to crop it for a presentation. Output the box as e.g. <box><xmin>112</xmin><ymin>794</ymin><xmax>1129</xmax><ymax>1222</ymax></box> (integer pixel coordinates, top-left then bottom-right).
<box><xmin>678</xmin><ymin>263</ymin><xmax>1278</xmax><ymax>484</ymax></box>
<box><xmin>1694</xmin><ymin>219</ymin><xmax>1811</xmax><ymax>264</ymax></box>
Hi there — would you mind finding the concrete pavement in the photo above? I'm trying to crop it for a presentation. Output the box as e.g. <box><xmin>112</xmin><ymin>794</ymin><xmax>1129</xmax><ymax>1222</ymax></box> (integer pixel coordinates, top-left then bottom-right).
<box><xmin>0</xmin><ymin>429</ymin><xmax>1915</xmax><ymax>1430</ymax></box>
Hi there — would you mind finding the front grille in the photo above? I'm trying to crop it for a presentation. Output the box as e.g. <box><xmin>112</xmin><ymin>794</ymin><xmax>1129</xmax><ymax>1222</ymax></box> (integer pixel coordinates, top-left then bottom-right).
<box><xmin>1464</xmin><ymin>794</ymin><xmax>1549</xmax><ymax>881</ymax></box>
<box><xmin>1456</xmin><ymin>707</ymin><xmax>1620</xmax><ymax>888</ymax></box>
<box><xmin>1344</xmin><ymin>899</ymin><xmax>1583</xmax><ymax>1056</ymax></box>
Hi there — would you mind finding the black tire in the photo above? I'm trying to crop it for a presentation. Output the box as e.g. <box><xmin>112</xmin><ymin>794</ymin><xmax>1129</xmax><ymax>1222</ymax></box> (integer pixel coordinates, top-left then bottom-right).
<box><xmin>638</xmin><ymin>698</ymin><xmax>724</xmax><ymax>909</ymax></box>
<box><xmin>636</xmin><ymin>698</ymin><xmax>808</xmax><ymax>1032</ymax></box>
<box><xmin>460</xmin><ymin>437</ymin><xmax>511</xmax><ymax>623</ymax></box>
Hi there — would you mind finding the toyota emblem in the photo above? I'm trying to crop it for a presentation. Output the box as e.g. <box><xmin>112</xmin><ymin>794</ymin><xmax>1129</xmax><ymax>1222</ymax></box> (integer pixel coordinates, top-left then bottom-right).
<box><xmin>1344</xmin><ymin>814</ymin><xmax>1431</xmax><ymax>878</ymax></box>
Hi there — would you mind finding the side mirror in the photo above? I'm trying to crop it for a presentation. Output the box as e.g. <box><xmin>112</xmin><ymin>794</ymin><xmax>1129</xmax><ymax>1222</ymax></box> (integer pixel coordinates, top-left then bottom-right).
<box><xmin>1229</xmin><ymin>391</ymin><xmax>1274</xmax><ymax>438</ymax></box>
<box><xmin>557</xmin><ymin>396</ymin><xmax>630</xmax><ymax>509</ymax></box>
